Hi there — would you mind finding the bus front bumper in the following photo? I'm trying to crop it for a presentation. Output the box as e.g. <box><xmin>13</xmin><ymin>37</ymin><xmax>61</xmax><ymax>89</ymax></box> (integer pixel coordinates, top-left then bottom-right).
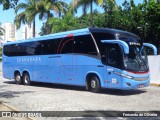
<box><xmin>121</xmin><ymin>78</ymin><xmax>150</xmax><ymax>90</ymax></box>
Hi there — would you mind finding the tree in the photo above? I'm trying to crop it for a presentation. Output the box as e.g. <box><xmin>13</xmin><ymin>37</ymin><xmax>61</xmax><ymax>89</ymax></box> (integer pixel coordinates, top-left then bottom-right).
<box><xmin>78</xmin><ymin>10</ymin><xmax>105</xmax><ymax>28</ymax></box>
<box><xmin>48</xmin><ymin>8</ymin><xmax>79</xmax><ymax>33</ymax></box>
<box><xmin>0</xmin><ymin>0</ymin><xmax>18</xmax><ymax>10</ymax></box>
<box><xmin>0</xmin><ymin>23</ymin><xmax>4</xmax><ymax>40</ymax></box>
<box><xmin>14</xmin><ymin>0</ymin><xmax>41</xmax><ymax>37</ymax></box>
<box><xmin>71</xmin><ymin>0</ymin><xmax>115</xmax><ymax>27</ymax></box>
<box><xmin>0</xmin><ymin>27</ymin><xmax>4</xmax><ymax>36</ymax></box>
<box><xmin>36</xmin><ymin>0</ymin><xmax>68</xmax><ymax>34</ymax></box>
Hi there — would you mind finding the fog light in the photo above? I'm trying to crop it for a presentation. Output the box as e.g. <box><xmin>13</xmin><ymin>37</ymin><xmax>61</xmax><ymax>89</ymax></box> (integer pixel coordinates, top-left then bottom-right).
<box><xmin>126</xmin><ymin>82</ymin><xmax>131</xmax><ymax>87</ymax></box>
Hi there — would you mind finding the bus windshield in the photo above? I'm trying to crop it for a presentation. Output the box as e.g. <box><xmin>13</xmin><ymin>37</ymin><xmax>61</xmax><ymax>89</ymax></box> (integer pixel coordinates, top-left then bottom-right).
<box><xmin>124</xmin><ymin>45</ymin><xmax>149</xmax><ymax>72</ymax></box>
<box><xmin>118</xmin><ymin>34</ymin><xmax>149</xmax><ymax>72</ymax></box>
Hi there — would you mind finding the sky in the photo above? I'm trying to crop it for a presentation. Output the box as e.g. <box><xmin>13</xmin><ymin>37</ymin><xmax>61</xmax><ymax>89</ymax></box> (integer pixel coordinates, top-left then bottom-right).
<box><xmin>0</xmin><ymin>0</ymin><xmax>143</xmax><ymax>40</ymax></box>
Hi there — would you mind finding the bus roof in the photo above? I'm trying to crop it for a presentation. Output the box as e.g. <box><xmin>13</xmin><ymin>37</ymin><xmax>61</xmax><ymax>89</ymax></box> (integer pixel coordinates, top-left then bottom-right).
<box><xmin>4</xmin><ymin>28</ymin><xmax>139</xmax><ymax>45</ymax></box>
<box><xmin>4</xmin><ymin>28</ymin><xmax>90</xmax><ymax>45</ymax></box>
<box><xmin>89</xmin><ymin>28</ymin><xmax>139</xmax><ymax>38</ymax></box>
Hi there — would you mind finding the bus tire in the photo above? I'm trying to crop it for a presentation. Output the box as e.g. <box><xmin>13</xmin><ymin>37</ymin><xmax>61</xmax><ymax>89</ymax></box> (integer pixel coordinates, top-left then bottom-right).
<box><xmin>23</xmin><ymin>73</ymin><xmax>31</xmax><ymax>86</ymax></box>
<box><xmin>89</xmin><ymin>75</ymin><xmax>101</xmax><ymax>93</ymax></box>
<box><xmin>14</xmin><ymin>72</ymin><xmax>23</xmax><ymax>85</ymax></box>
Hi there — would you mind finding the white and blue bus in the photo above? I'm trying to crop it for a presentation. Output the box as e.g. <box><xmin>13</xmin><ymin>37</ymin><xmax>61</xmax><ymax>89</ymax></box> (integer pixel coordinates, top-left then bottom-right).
<box><xmin>2</xmin><ymin>28</ymin><xmax>157</xmax><ymax>93</ymax></box>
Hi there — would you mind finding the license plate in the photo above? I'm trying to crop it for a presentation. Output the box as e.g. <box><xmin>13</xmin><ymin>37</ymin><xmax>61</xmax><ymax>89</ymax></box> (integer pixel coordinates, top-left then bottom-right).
<box><xmin>139</xmin><ymin>84</ymin><xmax>144</xmax><ymax>88</ymax></box>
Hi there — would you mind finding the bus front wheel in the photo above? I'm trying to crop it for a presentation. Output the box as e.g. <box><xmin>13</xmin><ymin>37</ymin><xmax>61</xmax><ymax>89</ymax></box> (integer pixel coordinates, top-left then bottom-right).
<box><xmin>89</xmin><ymin>76</ymin><xmax>101</xmax><ymax>93</ymax></box>
<box><xmin>14</xmin><ymin>72</ymin><xmax>22</xmax><ymax>85</ymax></box>
<box><xmin>23</xmin><ymin>73</ymin><xmax>31</xmax><ymax>86</ymax></box>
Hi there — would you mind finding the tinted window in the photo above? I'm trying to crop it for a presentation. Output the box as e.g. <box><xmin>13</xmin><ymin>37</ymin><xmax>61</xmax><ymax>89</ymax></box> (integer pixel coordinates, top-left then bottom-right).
<box><xmin>107</xmin><ymin>44</ymin><xmax>123</xmax><ymax>69</ymax></box>
<box><xmin>4</xmin><ymin>39</ymin><xmax>60</xmax><ymax>56</ymax></box>
<box><xmin>57</xmin><ymin>35</ymin><xmax>74</xmax><ymax>54</ymax></box>
<box><xmin>92</xmin><ymin>32</ymin><xmax>115</xmax><ymax>54</ymax></box>
<box><xmin>9</xmin><ymin>44</ymin><xmax>21</xmax><ymax>56</ymax></box>
<box><xmin>3</xmin><ymin>41</ymin><xmax>42</xmax><ymax>56</ymax></box>
<box><xmin>74</xmin><ymin>35</ymin><xmax>98</xmax><ymax>55</ymax></box>
<box><xmin>19</xmin><ymin>41</ymin><xmax>41</xmax><ymax>55</ymax></box>
<box><xmin>3</xmin><ymin>45</ymin><xmax>12</xmax><ymax>56</ymax></box>
<box><xmin>41</xmin><ymin>40</ymin><xmax>57</xmax><ymax>55</ymax></box>
<box><xmin>3</xmin><ymin>35</ymin><xmax>98</xmax><ymax>56</ymax></box>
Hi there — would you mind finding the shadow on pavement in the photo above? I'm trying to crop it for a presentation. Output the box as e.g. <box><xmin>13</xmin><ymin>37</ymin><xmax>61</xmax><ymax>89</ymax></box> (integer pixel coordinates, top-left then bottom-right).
<box><xmin>3</xmin><ymin>80</ymin><xmax>147</xmax><ymax>96</ymax></box>
<box><xmin>100</xmin><ymin>88</ymin><xmax>147</xmax><ymax>96</ymax></box>
<box><xmin>0</xmin><ymin>90</ymin><xmax>34</xmax><ymax>99</ymax></box>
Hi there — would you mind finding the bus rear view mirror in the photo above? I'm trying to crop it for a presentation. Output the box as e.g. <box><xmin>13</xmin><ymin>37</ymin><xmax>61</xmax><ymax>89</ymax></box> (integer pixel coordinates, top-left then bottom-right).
<box><xmin>143</xmin><ymin>43</ymin><xmax>157</xmax><ymax>55</ymax></box>
<box><xmin>101</xmin><ymin>40</ymin><xmax>129</xmax><ymax>54</ymax></box>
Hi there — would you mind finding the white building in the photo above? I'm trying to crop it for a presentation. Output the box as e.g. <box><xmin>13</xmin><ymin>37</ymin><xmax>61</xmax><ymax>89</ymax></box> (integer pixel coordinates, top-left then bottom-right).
<box><xmin>1</xmin><ymin>23</ymin><xmax>16</xmax><ymax>42</ymax></box>
<box><xmin>22</xmin><ymin>24</ymin><xmax>37</xmax><ymax>39</ymax></box>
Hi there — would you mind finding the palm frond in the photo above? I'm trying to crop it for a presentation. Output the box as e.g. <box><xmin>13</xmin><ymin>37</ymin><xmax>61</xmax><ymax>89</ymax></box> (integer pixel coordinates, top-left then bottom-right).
<box><xmin>14</xmin><ymin>12</ymin><xmax>27</xmax><ymax>29</ymax></box>
<box><xmin>15</xmin><ymin>3</ymin><xmax>28</xmax><ymax>13</ymax></box>
<box><xmin>0</xmin><ymin>27</ymin><xmax>5</xmax><ymax>36</ymax></box>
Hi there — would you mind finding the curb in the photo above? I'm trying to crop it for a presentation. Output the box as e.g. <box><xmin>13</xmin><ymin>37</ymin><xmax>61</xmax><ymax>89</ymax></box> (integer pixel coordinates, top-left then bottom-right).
<box><xmin>150</xmin><ymin>83</ymin><xmax>160</xmax><ymax>87</ymax></box>
<box><xmin>0</xmin><ymin>101</ymin><xmax>35</xmax><ymax>120</ymax></box>
<box><xmin>0</xmin><ymin>101</ymin><xmax>19</xmax><ymax>111</ymax></box>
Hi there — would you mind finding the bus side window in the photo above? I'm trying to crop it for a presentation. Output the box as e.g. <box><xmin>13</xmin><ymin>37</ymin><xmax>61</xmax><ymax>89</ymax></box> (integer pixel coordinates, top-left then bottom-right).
<box><xmin>3</xmin><ymin>45</ymin><xmax>12</xmax><ymax>56</ymax></box>
<box><xmin>41</xmin><ymin>40</ymin><xmax>57</xmax><ymax>55</ymax></box>
<box><xmin>107</xmin><ymin>44</ymin><xmax>122</xmax><ymax>69</ymax></box>
<box><xmin>74</xmin><ymin>35</ymin><xmax>98</xmax><ymax>56</ymax></box>
<box><xmin>57</xmin><ymin>37</ymin><xmax>74</xmax><ymax>54</ymax></box>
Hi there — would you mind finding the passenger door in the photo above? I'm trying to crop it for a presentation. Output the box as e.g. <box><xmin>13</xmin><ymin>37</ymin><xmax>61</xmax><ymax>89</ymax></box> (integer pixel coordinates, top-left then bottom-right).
<box><xmin>106</xmin><ymin>44</ymin><xmax>123</xmax><ymax>89</ymax></box>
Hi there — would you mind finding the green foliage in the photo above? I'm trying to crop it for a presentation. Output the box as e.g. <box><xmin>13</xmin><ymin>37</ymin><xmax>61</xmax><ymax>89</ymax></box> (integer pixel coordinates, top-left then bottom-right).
<box><xmin>38</xmin><ymin>0</ymin><xmax>160</xmax><ymax>53</ymax></box>
<box><xmin>39</xmin><ymin>22</ymin><xmax>47</xmax><ymax>36</ymax></box>
<box><xmin>0</xmin><ymin>27</ymin><xmax>4</xmax><ymax>36</ymax></box>
<box><xmin>34</xmin><ymin>0</ymin><xmax>68</xmax><ymax>34</ymax></box>
<box><xmin>0</xmin><ymin>47</ymin><xmax>2</xmax><ymax>62</ymax></box>
<box><xmin>48</xmin><ymin>11</ymin><xmax>79</xmax><ymax>33</ymax></box>
<box><xmin>71</xmin><ymin>0</ymin><xmax>115</xmax><ymax>27</ymax></box>
<box><xmin>101</xmin><ymin>0</ymin><xmax>160</xmax><ymax>53</ymax></box>
<box><xmin>0</xmin><ymin>47</ymin><xmax>2</xmax><ymax>56</ymax></box>
<box><xmin>0</xmin><ymin>0</ymin><xmax>18</xmax><ymax>10</ymax></box>
<box><xmin>0</xmin><ymin>23</ymin><xmax>4</xmax><ymax>40</ymax></box>
<box><xmin>14</xmin><ymin>0</ymin><xmax>40</xmax><ymax>37</ymax></box>
<box><xmin>14</xmin><ymin>0</ymin><xmax>68</xmax><ymax>36</ymax></box>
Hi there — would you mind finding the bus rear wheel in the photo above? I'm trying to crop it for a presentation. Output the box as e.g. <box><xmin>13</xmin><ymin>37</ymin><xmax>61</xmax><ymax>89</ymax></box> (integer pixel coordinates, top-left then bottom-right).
<box><xmin>14</xmin><ymin>72</ymin><xmax>22</xmax><ymax>85</ymax></box>
<box><xmin>23</xmin><ymin>73</ymin><xmax>31</xmax><ymax>86</ymax></box>
<box><xmin>89</xmin><ymin>76</ymin><xmax>101</xmax><ymax>93</ymax></box>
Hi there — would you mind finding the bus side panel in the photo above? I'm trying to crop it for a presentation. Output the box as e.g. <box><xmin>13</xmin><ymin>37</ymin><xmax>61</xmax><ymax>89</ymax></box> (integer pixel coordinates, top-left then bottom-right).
<box><xmin>3</xmin><ymin>56</ymin><xmax>15</xmax><ymax>79</ymax></box>
<box><xmin>21</xmin><ymin>57</ymin><xmax>36</xmax><ymax>81</ymax></box>
<box><xmin>35</xmin><ymin>55</ymin><xmax>62</xmax><ymax>83</ymax></box>
<box><xmin>60</xmin><ymin>54</ymin><xmax>81</xmax><ymax>85</ymax></box>
<box><xmin>60</xmin><ymin>54</ymin><xmax>105</xmax><ymax>87</ymax></box>
<box><xmin>106</xmin><ymin>66</ymin><xmax>122</xmax><ymax>89</ymax></box>
<box><xmin>11</xmin><ymin>56</ymin><xmax>40</xmax><ymax>81</ymax></box>
<box><xmin>48</xmin><ymin>55</ymin><xmax>62</xmax><ymax>84</ymax></box>
<box><xmin>80</xmin><ymin>55</ymin><xmax>105</xmax><ymax>87</ymax></box>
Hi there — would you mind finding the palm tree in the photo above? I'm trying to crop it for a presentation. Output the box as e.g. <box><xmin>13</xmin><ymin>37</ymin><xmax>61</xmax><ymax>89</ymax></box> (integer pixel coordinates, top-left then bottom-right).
<box><xmin>37</xmin><ymin>0</ymin><xmax>68</xmax><ymax>34</ymax></box>
<box><xmin>71</xmin><ymin>0</ymin><xmax>115</xmax><ymax>27</ymax></box>
<box><xmin>0</xmin><ymin>23</ymin><xmax>4</xmax><ymax>40</ymax></box>
<box><xmin>14</xmin><ymin>0</ymin><xmax>40</xmax><ymax>37</ymax></box>
<box><xmin>48</xmin><ymin>11</ymin><xmax>78</xmax><ymax>33</ymax></box>
<box><xmin>0</xmin><ymin>27</ymin><xmax>4</xmax><ymax>36</ymax></box>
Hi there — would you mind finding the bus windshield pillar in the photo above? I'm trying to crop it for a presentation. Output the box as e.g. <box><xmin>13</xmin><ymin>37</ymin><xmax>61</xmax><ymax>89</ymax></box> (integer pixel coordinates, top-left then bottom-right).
<box><xmin>101</xmin><ymin>40</ymin><xmax>129</xmax><ymax>54</ymax></box>
<box><xmin>143</xmin><ymin>43</ymin><xmax>157</xmax><ymax>55</ymax></box>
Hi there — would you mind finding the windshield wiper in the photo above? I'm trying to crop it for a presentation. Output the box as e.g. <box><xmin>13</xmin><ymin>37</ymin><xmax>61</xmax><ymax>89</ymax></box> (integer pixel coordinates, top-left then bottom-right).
<box><xmin>136</xmin><ymin>55</ymin><xmax>147</xmax><ymax>70</ymax></box>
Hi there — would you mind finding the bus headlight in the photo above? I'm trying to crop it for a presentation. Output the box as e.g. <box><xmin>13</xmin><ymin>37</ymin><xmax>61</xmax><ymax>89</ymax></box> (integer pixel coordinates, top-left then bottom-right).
<box><xmin>120</xmin><ymin>73</ymin><xmax>133</xmax><ymax>79</ymax></box>
<box><xmin>114</xmin><ymin>72</ymin><xmax>133</xmax><ymax>79</ymax></box>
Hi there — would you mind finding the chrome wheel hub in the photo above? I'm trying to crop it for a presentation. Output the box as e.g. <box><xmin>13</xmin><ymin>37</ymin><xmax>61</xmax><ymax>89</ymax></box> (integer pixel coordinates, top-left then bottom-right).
<box><xmin>24</xmin><ymin>76</ymin><xmax>28</xmax><ymax>83</ymax></box>
<box><xmin>91</xmin><ymin>80</ymin><xmax>96</xmax><ymax>88</ymax></box>
<box><xmin>16</xmin><ymin>76</ymin><xmax>21</xmax><ymax>81</ymax></box>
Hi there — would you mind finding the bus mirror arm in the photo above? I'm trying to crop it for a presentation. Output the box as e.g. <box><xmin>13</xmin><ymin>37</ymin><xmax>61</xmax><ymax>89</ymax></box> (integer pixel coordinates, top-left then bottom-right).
<box><xmin>143</xmin><ymin>43</ymin><xmax>157</xmax><ymax>55</ymax></box>
<box><xmin>101</xmin><ymin>40</ymin><xmax>129</xmax><ymax>54</ymax></box>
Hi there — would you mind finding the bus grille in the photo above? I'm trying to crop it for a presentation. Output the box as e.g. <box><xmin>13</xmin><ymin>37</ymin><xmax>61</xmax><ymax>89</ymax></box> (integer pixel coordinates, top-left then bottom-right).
<box><xmin>132</xmin><ymin>76</ymin><xmax>149</xmax><ymax>81</ymax></box>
